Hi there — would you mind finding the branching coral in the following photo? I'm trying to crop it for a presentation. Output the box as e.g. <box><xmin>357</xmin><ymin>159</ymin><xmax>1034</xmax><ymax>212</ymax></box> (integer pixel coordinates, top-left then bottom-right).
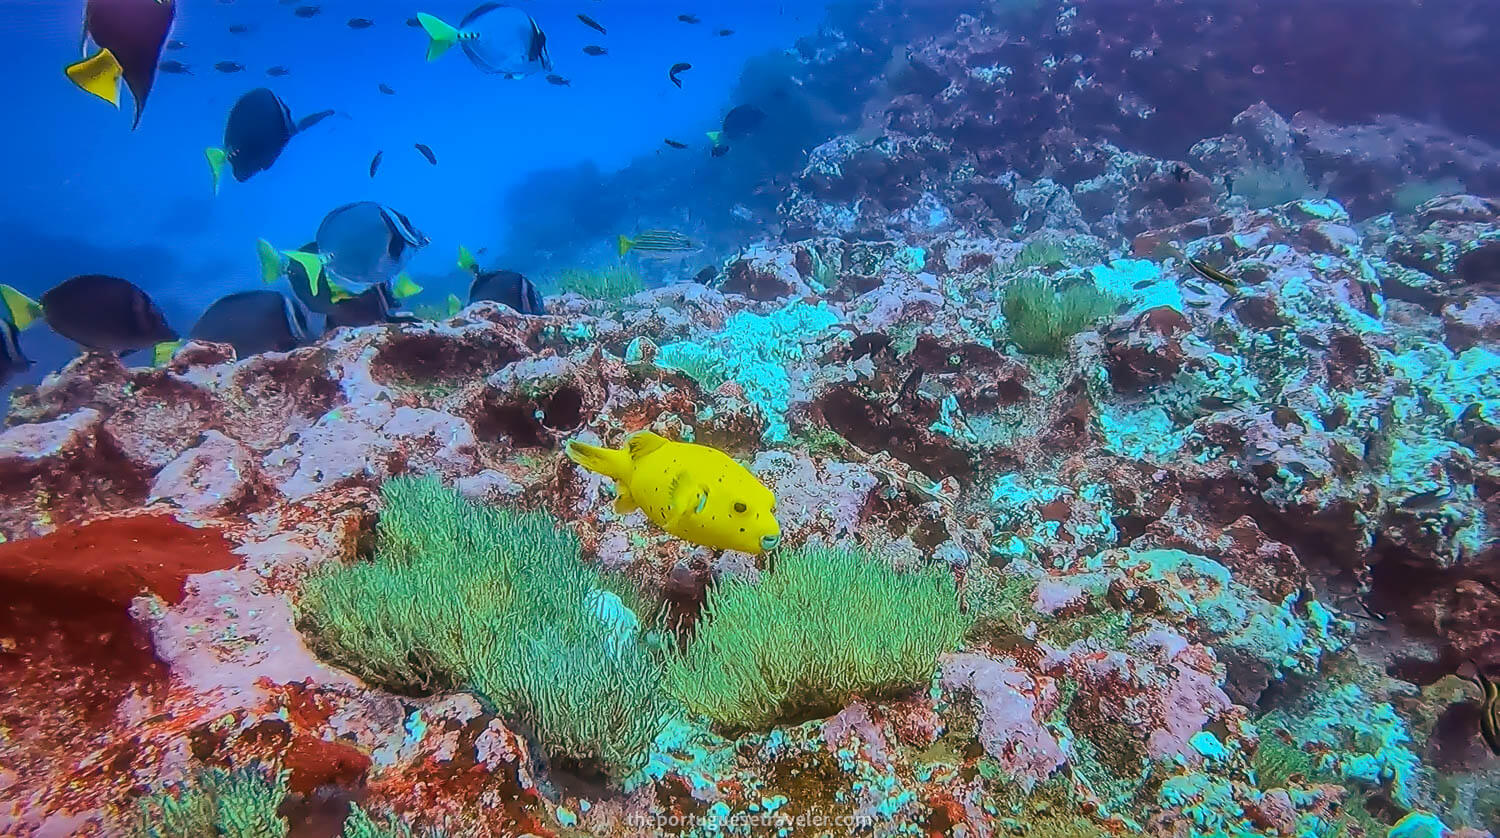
<box><xmin>999</xmin><ymin>273</ymin><xmax>1118</xmax><ymax>356</ymax></box>
<box><xmin>667</xmin><ymin>545</ymin><xmax>968</xmax><ymax>731</ymax></box>
<box><xmin>131</xmin><ymin>764</ymin><xmax>289</xmax><ymax>838</ymax></box>
<box><xmin>296</xmin><ymin>475</ymin><xmax>671</xmax><ymax>778</ymax></box>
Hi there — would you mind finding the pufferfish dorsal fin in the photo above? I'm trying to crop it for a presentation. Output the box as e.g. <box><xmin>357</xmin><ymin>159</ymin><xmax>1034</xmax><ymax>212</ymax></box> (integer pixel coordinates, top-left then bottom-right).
<box><xmin>626</xmin><ymin>430</ymin><xmax>670</xmax><ymax>461</ymax></box>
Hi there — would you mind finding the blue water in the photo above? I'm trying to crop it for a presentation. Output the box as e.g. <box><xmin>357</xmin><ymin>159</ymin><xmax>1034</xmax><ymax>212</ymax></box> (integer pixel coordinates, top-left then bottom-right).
<box><xmin>0</xmin><ymin>0</ymin><xmax>824</xmax><ymax>390</ymax></box>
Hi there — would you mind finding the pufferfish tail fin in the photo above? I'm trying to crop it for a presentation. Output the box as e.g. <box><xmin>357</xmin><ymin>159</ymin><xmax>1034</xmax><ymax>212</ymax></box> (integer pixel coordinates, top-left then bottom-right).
<box><xmin>566</xmin><ymin>438</ymin><xmax>637</xmax><ymax>514</ymax></box>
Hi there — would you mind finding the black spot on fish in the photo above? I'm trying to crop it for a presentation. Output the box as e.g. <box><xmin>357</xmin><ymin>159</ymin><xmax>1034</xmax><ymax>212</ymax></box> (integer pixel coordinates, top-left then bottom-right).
<box><xmin>378</xmin><ymin>83</ymin><xmax>396</xmax><ymax>95</ymax></box>
<box><xmin>582</xmin><ymin>45</ymin><xmax>607</xmax><ymax>56</ymax></box>
<box><xmin>347</xmin><ymin>17</ymin><xmax>374</xmax><ymax>29</ymax></box>
<box><xmin>413</xmin><ymin>143</ymin><xmax>437</xmax><ymax>166</ymax></box>
<box><xmin>266</xmin><ymin>65</ymin><xmax>291</xmax><ymax>76</ymax></box>
<box><xmin>293</xmin><ymin>5</ymin><xmax>319</xmax><ymax>18</ymax></box>
<box><xmin>214</xmin><ymin>61</ymin><xmax>244</xmax><ymax>73</ymax></box>
<box><xmin>678</xmin><ymin>13</ymin><xmax>700</xmax><ymax>23</ymax></box>
<box><xmin>664</xmin><ymin>139</ymin><xmax>687</xmax><ymax>149</ymax></box>
<box><xmin>159</xmin><ymin>60</ymin><xmax>191</xmax><ymax>75</ymax></box>
<box><xmin>369</xmin><ymin>151</ymin><xmax>382</xmax><ymax>178</ymax></box>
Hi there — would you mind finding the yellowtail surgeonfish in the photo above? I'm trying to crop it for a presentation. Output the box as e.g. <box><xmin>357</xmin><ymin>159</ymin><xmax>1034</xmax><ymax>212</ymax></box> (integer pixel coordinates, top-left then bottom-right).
<box><xmin>0</xmin><ymin>285</ymin><xmax>44</xmax><ymax>386</ymax></box>
<box><xmin>566</xmin><ymin>431</ymin><xmax>782</xmax><ymax>555</ymax></box>
<box><xmin>66</xmin><ymin>0</ymin><xmax>176</xmax><ymax>128</ymax></box>
<box><xmin>4</xmin><ymin>276</ymin><xmax>176</xmax><ymax>355</ymax></box>
<box><xmin>189</xmin><ymin>290</ymin><xmax>310</xmax><ymax>358</ymax></box>
<box><xmin>205</xmin><ymin>88</ymin><xmax>334</xmax><ymax>193</ymax></box>
<box><xmin>417</xmin><ymin>4</ymin><xmax>551</xmax><ymax>78</ymax></box>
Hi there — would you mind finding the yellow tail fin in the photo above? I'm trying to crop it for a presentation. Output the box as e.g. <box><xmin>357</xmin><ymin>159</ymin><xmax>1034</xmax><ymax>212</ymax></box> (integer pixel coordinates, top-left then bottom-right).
<box><xmin>617</xmin><ymin>234</ymin><xmax>634</xmax><ymax>257</ymax></box>
<box><xmin>153</xmin><ymin>340</ymin><xmax>185</xmax><ymax>367</ymax></box>
<box><xmin>284</xmin><ymin>250</ymin><xmax>325</xmax><ymax>297</ymax></box>
<box><xmin>392</xmin><ymin>273</ymin><xmax>423</xmax><ymax>299</ymax></box>
<box><xmin>446</xmin><ymin>293</ymin><xmax>463</xmax><ymax>316</ymax></box>
<box><xmin>457</xmin><ymin>245</ymin><xmax>477</xmax><ymax>273</ymax></box>
<box><xmin>417</xmin><ymin>13</ymin><xmax>459</xmax><ymax>61</ymax></box>
<box><xmin>256</xmin><ymin>239</ymin><xmax>283</xmax><ymax>283</ymax></box>
<box><xmin>0</xmin><ymin>285</ymin><xmax>43</xmax><ymax>330</ymax></box>
<box><xmin>205</xmin><ymin>147</ymin><xmax>227</xmax><ymax>195</ymax></box>
<box><xmin>565</xmin><ymin>439</ymin><xmax>633</xmax><ymax>483</ymax></box>
<box><xmin>66</xmin><ymin>49</ymin><xmax>122</xmax><ymax>107</ymax></box>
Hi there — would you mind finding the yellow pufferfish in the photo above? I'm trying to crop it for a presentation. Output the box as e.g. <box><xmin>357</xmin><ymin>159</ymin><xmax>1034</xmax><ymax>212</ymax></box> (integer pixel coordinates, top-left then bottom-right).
<box><xmin>565</xmin><ymin>431</ymin><xmax>781</xmax><ymax>554</ymax></box>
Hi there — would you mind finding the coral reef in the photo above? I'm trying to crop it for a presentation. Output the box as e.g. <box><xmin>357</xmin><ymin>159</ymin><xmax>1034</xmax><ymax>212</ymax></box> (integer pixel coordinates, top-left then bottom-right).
<box><xmin>4</xmin><ymin>2</ymin><xmax>1500</xmax><ymax>836</ymax></box>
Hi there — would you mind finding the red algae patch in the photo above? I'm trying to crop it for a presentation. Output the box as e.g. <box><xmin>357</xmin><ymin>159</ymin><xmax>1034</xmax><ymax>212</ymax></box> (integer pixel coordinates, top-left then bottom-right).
<box><xmin>0</xmin><ymin>515</ymin><xmax>240</xmax><ymax>826</ymax></box>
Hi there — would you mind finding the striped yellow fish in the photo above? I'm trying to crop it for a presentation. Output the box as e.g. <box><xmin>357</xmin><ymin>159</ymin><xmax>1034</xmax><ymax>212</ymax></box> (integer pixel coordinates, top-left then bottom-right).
<box><xmin>618</xmin><ymin>230</ymin><xmax>700</xmax><ymax>258</ymax></box>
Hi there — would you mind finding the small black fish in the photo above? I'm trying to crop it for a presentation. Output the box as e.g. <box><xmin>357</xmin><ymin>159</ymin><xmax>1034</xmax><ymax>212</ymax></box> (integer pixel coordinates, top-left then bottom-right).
<box><xmin>1173</xmin><ymin>164</ymin><xmax>1189</xmax><ymax>183</ymax></box>
<box><xmin>664</xmin><ymin>139</ymin><xmax>687</xmax><ymax>149</ymax></box>
<box><xmin>577</xmin><ymin>13</ymin><xmax>606</xmax><ymax>34</ymax></box>
<box><xmin>849</xmin><ymin>333</ymin><xmax>894</xmax><ymax>362</ymax></box>
<box><xmin>1223</xmin><ymin>174</ymin><xmax>1235</xmax><ymax>193</ymax></box>
<box><xmin>414</xmin><ymin>143</ymin><xmax>437</xmax><ymax>165</ymax></box>
<box><xmin>347</xmin><ymin>17</ymin><xmax>374</xmax><ymax>29</ymax></box>
<box><xmin>1188</xmin><ymin>258</ymin><xmax>1237</xmax><ymax>292</ymax></box>
<box><xmin>1339</xmin><ymin>594</ymin><xmax>1387</xmax><ymax>623</ymax></box>
<box><xmin>668</xmin><ymin>61</ymin><xmax>691</xmax><ymax>88</ymax></box>
<box><xmin>718</xmin><ymin>28</ymin><xmax>734</xmax><ymax>36</ymax></box>
<box><xmin>378</xmin><ymin>83</ymin><xmax>396</xmax><ymax>94</ymax></box>
<box><xmin>710</xmin><ymin>144</ymin><xmax>728</xmax><ymax>158</ymax></box>
<box><xmin>266</xmin><ymin>65</ymin><xmax>291</xmax><ymax>76</ymax></box>
<box><xmin>1269</xmin><ymin>405</ymin><xmax>1306</xmax><ymax>430</ymax></box>
<box><xmin>228</xmin><ymin>23</ymin><xmax>251</xmax><ymax>34</ymax></box>
<box><xmin>1198</xmin><ymin>395</ymin><xmax>1238</xmax><ymax>411</ymax></box>
<box><xmin>159</xmin><ymin>60</ymin><xmax>191</xmax><ymax>74</ymax></box>
<box><xmin>1131</xmin><ymin>278</ymin><xmax>1155</xmax><ymax>290</ymax></box>
<box><xmin>1183</xmin><ymin>280</ymin><xmax>1210</xmax><ymax>295</ymax></box>
<box><xmin>293</xmin><ymin>5</ymin><xmax>319</xmax><ymax>18</ymax></box>
<box><xmin>1399</xmin><ymin>484</ymin><xmax>1452</xmax><ymax>511</ymax></box>
<box><xmin>214</xmin><ymin>61</ymin><xmax>245</xmax><ymax>73</ymax></box>
<box><xmin>678</xmin><ymin>13</ymin><xmax>700</xmax><ymax>23</ymax></box>
<box><xmin>1185</xmin><ymin>299</ymin><xmax>1212</xmax><ymax>309</ymax></box>
<box><xmin>895</xmin><ymin>366</ymin><xmax>925</xmax><ymax>408</ymax></box>
<box><xmin>582</xmin><ymin>45</ymin><xmax>607</xmax><ymax>56</ymax></box>
<box><xmin>405</xmin><ymin>16</ymin><xmax>420</xmax><ymax>27</ymax></box>
<box><xmin>545</xmin><ymin>74</ymin><xmax>570</xmax><ymax>86</ymax></box>
<box><xmin>369</xmin><ymin>150</ymin><xmax>382</xmax><ymax>178</ymax></box>
<box><xmin>693</xmin><ymin>265</ymin><xmax>717</xmax><ymax>285</ymax></box>
<box><xmin>166</xmin><ymin>38</ymin><xmax>188</xmax><ymax>50</ymax></box>
<box><xmin>1467</xmin><ymin>661</ymin><xmax>1500</xmax><ymax>756</ymax></box>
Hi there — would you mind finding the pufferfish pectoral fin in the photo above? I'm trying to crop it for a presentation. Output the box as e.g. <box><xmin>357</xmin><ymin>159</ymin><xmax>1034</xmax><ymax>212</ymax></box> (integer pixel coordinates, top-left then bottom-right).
<box><xmin>612</xmin><ymin>484</ymin><xmax>638</xmax><ymax>515</ymax></box>
<box><xmin>664</xmin><ymin>472</ymin><xmax>709</xmax><ymax>530</ymax></box>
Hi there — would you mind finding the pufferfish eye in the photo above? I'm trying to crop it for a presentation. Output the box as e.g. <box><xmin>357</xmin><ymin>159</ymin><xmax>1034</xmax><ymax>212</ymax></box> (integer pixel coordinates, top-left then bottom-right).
<box><xmin>733</xmin><ymin>502</ymin><xmax>747</xmax><ymax>513</ymax></box>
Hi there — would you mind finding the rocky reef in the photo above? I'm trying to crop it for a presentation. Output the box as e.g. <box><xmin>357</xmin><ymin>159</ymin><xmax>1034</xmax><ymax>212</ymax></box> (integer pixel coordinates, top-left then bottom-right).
<box><xmin>5</xmin><ymin>1</ymin><xmax>1500</xmax><ymax>836</ymax></box>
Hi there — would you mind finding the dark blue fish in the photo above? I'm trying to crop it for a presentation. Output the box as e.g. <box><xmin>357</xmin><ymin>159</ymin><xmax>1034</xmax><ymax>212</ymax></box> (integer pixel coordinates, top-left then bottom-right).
<box><xmin>38</xmin><ymin>275</ymin><xmax>177</xmax><ymax>353</ymax></box>
<box><xmin>191</xmin><ymin>290</ymin><xmax>309</xmax><ymax>357</ymax></box>
<box><xmin>414</xmin><ymin>143</ymin><xmax>438</xmax><ymax>165</ymax></box>
<box><xmin>66</xmin><ymin>0</ymin><xmax>177</xmax><ymax>129</ymax></box>
<box><xmin>205</xmin><ymin>88</ymin><xmax>334</xmax><ymax>191</ymax></box>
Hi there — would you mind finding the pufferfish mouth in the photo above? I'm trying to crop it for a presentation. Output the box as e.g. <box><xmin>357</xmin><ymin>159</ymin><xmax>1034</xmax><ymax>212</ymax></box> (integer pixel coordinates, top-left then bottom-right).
<box><xmin>760</xmin><ymin>534</ymin><xmax>781</xmax><ymax>552</ymax></box>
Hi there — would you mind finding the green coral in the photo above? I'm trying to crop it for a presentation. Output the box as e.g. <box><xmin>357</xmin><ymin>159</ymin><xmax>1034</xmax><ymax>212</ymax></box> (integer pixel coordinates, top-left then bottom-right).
<box><xmin>339</xmin><ymin>805</ymin><xmax>446</xmax><ymax>838</ymax></box>
<box><xmin>1232</xmin><ymin>158</ymin><xmax>1325</xmax><ymax>209</ymax></box>
<box><xmin>667</xmin><ymin>545</ymin><xmax>968</xmax><ymax>731</ymax></box>
<box><xmin>556</xmin><ymin>262</ymin><xmax>644</xmax><ymax>301</ymax></box>
<box><xmin>131</xmin><ymin>764</ymin><xmax>288</xmax><ymax>838</ymax></box>
<box><xmin>1012</xmin><ymin>239</ymin><xmax>1066</xmax><ymax>270</ymax></box>
<box><xmin>296</xmin><ymin>476</ymin><xmax>671</xmax><ymax>778</ymax></box>
<box><xmin>1000</xmin><ymin>273</ymin><xmax>1118</xmax><ymax>356</ymax></box>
